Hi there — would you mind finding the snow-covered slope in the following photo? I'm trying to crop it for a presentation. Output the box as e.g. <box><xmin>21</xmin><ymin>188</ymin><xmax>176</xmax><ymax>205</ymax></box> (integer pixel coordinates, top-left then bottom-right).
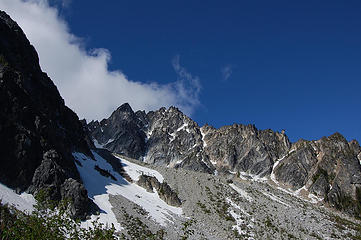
<box><xmin>0</xmin><ymin>183</ymin><xmax>36</xmax><ymax>213</ymax></box>
<box><xmin>73</xmin><ymin>151</ymin><xmax>183</xmax><ymax>230</ymax></box>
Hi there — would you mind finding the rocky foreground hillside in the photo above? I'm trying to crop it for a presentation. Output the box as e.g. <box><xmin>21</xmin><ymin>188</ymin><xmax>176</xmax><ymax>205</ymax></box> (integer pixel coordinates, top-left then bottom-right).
<box><xmin>88</xmin><ymin>103</ymin><xmax>361</xmax><ymax>218</ymax></box>
<box><xmin>0</xmin><ymin>10</ymin><xmax>94</xmax><ymax>219</ymax></box>
<box><xmin>110</xmin><ymin>156</ymin><xmax>361</xmax><ymax>239</ymax></box>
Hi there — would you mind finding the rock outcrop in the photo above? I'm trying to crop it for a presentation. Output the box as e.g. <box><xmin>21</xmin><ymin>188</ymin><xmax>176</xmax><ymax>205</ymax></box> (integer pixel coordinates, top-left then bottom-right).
<box><xmin>88</xmin><ymin>103</ymin><xmax>146</xmax><ymax>159</ymax></box>
<box><xmin>273</xmin><ymin>133</ymin><xmax>361</xmax><ymax>216</ymax></box>
<box><xmin>137</xmin><ymin>174</ymin><xmax>181</xmax><ymax>207</ymax></box>
<box><xmin>201</xmin><ymin>124</ymin><xmax>291</xmax><ymax>176</ymax></box>
<box><xmin>0</xmin><ymin>11</ymin><xmax>93</xmax><ymax>219</ymax></box>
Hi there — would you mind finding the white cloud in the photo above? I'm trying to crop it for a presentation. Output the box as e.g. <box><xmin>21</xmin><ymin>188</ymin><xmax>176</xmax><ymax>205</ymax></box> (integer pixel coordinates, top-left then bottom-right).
<box><xmin>221</xmin><ymin>65</ymin><xmax>233</xmax><ymax>81</ymax></box>
<box><xmin>0</xmin><ymin>0</ymin><xmax>201</xmax><ymax>120</ymax></box>
<box><xmin>172</xmin><ymin>55</ymin><xmax>201</xmax><ymax>115</ymax></box>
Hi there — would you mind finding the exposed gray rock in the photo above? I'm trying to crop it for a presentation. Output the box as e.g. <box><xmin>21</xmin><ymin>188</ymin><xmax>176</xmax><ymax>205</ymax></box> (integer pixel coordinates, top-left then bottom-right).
<box><xmin>273</xmin><ymin>133</ymin><xmax>361</xmax><ymax>217</ymax></box>
<box><xmin>201</xmin><ymin>123</ymin><xmax>291</xmax><ymax>176</ymax></box>
<box><xmin>60</xmin><ymin>178</ymin><xmax>96</xmax><ymax>219</ymax></box>
<box><xmin>157</xmin><ymin>182</ymin><xmax>182</xmax><ymax>207</ymax></box>
<box><xmin>88</xmin><ymin>105</ymin><xmax>291</xmax><ymax>177</ymax></box>
<box><xmin>137</xmin><ymin>174</ymin><xmax>181</xmax><ymax>207</ymax></box>
<box><xmin>29</xmin><ymin>150</ymin><xmax>67</xmax><ymax>200</ymax></box>
<box><xmin>144</xmin><ymin>107</ymin><xmax>206</xmax><ymax>170</ymax></box>
<box><xmin>88</xmin><ymin>105</ymin><xmax>214</xmax><ymax>173</ymax></box>
<box><xmin>273</xmin><ymin>140</ymin><xmax>318</xmax><ymax>189</ymax></box>
<box><xmin>137</xmin><ymin>174</ymin><xmax>159</xmax><ymax>193</ymax></box>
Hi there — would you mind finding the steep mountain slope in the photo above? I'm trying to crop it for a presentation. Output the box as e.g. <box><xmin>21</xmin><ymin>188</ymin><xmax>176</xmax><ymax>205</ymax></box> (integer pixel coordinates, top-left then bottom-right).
<box><xmin>0</xmin><ymin>11</ymin><xmax>93</xmax><ymax>218</ymax></box>
<box><xmin>88</xmin><ymin>103</ymin><xmax>361</xmax><ymax>218</ymax></box>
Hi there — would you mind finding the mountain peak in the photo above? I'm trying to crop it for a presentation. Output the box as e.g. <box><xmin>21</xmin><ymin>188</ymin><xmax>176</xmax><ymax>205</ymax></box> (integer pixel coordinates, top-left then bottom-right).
<box><xmin>115</xmin><ymin>102</ymin><xmax>133</xmax><ymax>113</ymax></box>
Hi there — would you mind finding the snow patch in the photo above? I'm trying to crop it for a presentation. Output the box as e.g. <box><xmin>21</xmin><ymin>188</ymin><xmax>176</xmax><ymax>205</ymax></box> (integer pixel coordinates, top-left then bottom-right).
<box><xmin>167</xmin><ymin>158</ymin><xmax>184</xmax><ymax>168</ymax></box>
<box><xmin>270</xmin><ymin>155</ymin><xmax>286</xmax><ymax>183</ymax></box>
<box><xmin>226</xmin><ymin>198</ymin><xmax>250</xmax><ymax>217</ymax></box>
<box><xmin>145</xmin><ymin>126</ymin><xmax>154</xmax><ymax>141</ymax></box>
<box><xmin>200</xmin><ymin>127</ymin><xmax>208</xmax><ymax>148</ymax></box>
<box><xmin>93</xmin><ymin>139</ymin><xmax>103</xmax><ymax>148</ymax></box>
<box><xmin>169</xmin><ymin>132</ymin><xmax>176</xmax><ymax>142</ymax></box>
<box><xmin>270</xmin><ymin>149</ymin><xmax>296</xmax><ymax>184</ymax></box>
<box><xmin>169</xmin><ymin>122</ymin><xmax>192</xmax><ymax>142</ymax></box>
<box><xmin>261</xmin><ymin>191</ymin><xmax>290</xmax><ymax>207</ymax></box>
<box><xmin>0</xmin><ymin>183</ymin><xmax>36</xmax><ymax>213</ymax></box>
<box><xmin>308</xmin><ymin>192</ymin><xmax>324</xmax><ymax>204</ymax></box>
<box><xmin>93</xmin><ymin>138</ymin><xmax>114</xmax><ymax>149</ymax></box>
<box><xmin>115</xmin><ymin>156</ymin><xmax>164</xmax><ymax>183</ymax></box>
<box><xmin>275</xmin><ymin>185</ymin><xmax>324</xmax><ymax>204</ymax></box>
<box><xmin>229</xmin><ymin>183</ymin><xmax>253</xmax><ymax>202</ymax></box>
<box><xmin>226</xmin><ymin>198</ymin><xmax>254</xmax><ymax>239</ymax></box>
<box><xmin>294</xmin><ymin>186</ymin><xmax>307</xmax><ymax>195</ymax></box>
<box><xmin>176</xmin><ymin>122</ymin><xmax>190</xmax><ymax>133</ymax></box>
<box><xmin>73</xmin><ymin>152</ymin><xmax>121</xmax><ymax>230</ymax></box>
<box><xmin>238</xmin><ymin>171</ymin><xmax>268</xmax><ymax>182</ymax></box>
<box><xmin>74</xmin><ymin>151</ymin><xmax>182</xmax><ymax>229</ymax></box>
<box><xmin>210</xmin><ymin>159</ymin><xmax>217</xmax><ymax>165</ymax></box>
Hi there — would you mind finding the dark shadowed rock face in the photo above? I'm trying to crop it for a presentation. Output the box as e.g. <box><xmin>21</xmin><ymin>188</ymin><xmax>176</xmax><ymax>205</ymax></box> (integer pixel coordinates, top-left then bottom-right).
<box><xmin>88</xmin><ymin>103</ymin><xmax>146</xmax><ymax>159</ymax></box>
<box><xmin>273</xmin><ymin>133</ymin><xmax>361</xmax><ymax>216</ymax></box>
<box><xmin>0</xmin><ymin>11</ymin><xmax>92</xmax><ymax>219</ymax></box>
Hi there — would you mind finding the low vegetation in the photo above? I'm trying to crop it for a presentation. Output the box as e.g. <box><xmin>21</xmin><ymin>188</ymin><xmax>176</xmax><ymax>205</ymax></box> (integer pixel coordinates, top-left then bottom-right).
<box><xmin>0</xmin><ymin>191</ymin><xmax>117</xmax><ymax>240</ymax></box>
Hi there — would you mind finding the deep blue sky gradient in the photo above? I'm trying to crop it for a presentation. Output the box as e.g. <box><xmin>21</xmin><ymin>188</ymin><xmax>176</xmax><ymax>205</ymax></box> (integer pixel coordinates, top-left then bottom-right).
<box><xmin>58</xmin><ymin>1</ymin><xmax>360</xmax><ymax>142</ymax></box>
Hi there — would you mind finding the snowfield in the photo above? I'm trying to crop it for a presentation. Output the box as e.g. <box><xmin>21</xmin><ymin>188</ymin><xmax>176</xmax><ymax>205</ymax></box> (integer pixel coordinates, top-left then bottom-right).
<box><xmin>0</xmin><ymin>183</ymin><xmax>36</xmax><ymax>213</ymax></box>
<box><xmin>73</xmin><ymin>151</ymin><xmax>183</xmax><ymax>231</ymax></box>
<box><xmin>118</xmin><ymin>156</ymin><xmax>164</xmax><ymax>183</ymax></box>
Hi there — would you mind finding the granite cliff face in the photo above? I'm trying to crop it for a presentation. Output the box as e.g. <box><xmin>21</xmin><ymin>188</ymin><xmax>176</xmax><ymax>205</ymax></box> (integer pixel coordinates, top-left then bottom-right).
<box><xmin>88</xmin><ymin>103</ymin><xmax>361</xmax><ymax>217</ymax></box>
<box><xmin>88</xmin><ymin>105</ymin><xmax>213</xmax><ymax>173</ymax></box>
<box><xmin>201</xmin><ymin>124</ymin><xmax>291</xmax><ymax>177</ymax></box>
<box><xmin>0</xmin><ymin>11</ymin><xmax>93</xmax><ymax>219</ymax></box>
<box><xmin>88</xmin><ymin>105</ymin><xmax>291</xmax><ymax>176</ymax></box>
<box><xmin>273</xmin><ymin>133</ymin><xmax>361</xmax><ymax>216</ymax></box>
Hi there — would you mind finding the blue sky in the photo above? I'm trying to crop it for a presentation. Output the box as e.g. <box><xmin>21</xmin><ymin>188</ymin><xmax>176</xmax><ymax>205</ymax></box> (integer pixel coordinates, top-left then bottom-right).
<box><xmin>3</xmin><ymin>0</ymin><xmax>361</xmax><ymax>142</ymax></box>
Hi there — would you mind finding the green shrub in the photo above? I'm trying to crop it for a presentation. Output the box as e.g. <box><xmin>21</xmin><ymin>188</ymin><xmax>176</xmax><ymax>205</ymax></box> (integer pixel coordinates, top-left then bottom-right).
<box><xmin>0</xmin><ymin>198</ymin><xmax>117</xmax><ymax>240</ymax></box>
<box><xmin>0</xmin><ymin>54</ymin><xmax>8</xmax><ymax>67</ymax></box>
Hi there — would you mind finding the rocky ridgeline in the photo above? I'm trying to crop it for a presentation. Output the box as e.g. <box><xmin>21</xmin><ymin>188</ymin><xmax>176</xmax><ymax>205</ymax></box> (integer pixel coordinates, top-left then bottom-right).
<box><xmin>0</xmin><ymin>11</ymin><xmax>94</xmax><ymax>219</ymax></box>
<box><xmin>88</xmin><ymin>104</ymin><xmax>291</xmax><ymax>176</ymax></box>
<box><xmin>88</xmin><ymin>103</ymin><xmax>361</xmax><ymax>217</ymax></box>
